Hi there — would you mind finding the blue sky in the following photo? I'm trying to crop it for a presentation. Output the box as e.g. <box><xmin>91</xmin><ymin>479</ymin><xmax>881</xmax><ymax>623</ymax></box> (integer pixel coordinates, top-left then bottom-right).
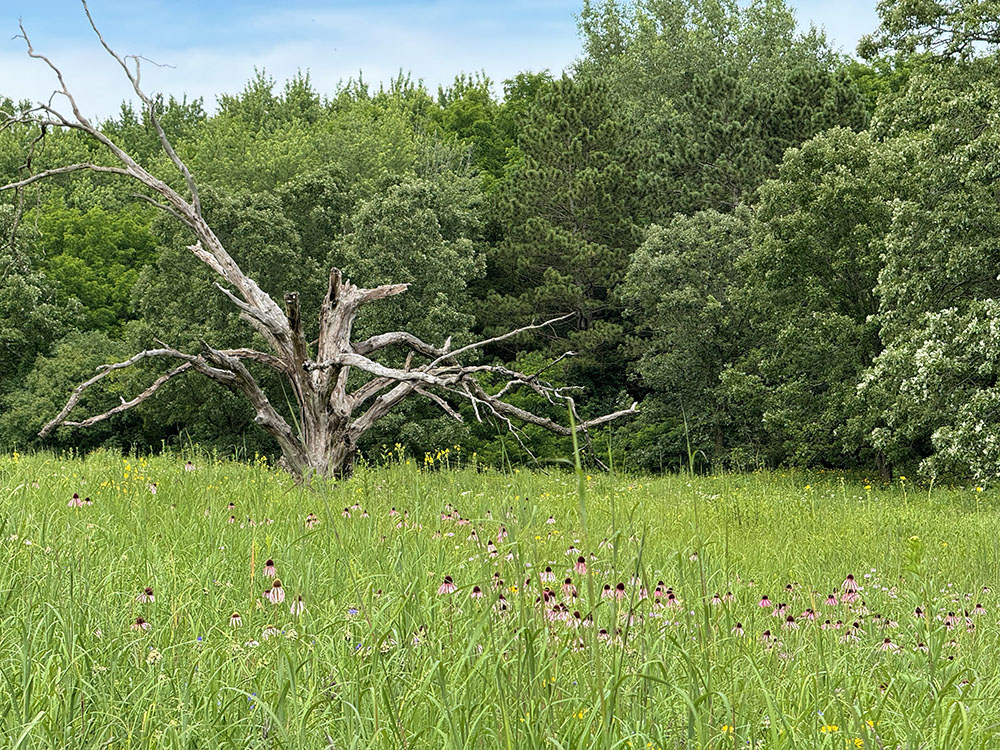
<box><xmin>1</xmin><ymin>0</ymin><xmax>879</xmax><ymax>120</ymax></box>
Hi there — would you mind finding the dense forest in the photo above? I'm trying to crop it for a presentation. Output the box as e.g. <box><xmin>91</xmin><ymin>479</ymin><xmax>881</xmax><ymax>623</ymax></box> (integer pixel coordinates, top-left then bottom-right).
<box><xmin>2</xmin><ymin>0</ymin><xmax>999</xmax><ymax>481</ymax></box>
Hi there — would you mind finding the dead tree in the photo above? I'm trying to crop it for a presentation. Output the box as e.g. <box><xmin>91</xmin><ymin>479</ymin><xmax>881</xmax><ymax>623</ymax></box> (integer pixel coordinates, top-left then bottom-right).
<box><xmin>1</xmin><ymin>4</ymin><xmax>637</xmax><ymax>479</ymax></box>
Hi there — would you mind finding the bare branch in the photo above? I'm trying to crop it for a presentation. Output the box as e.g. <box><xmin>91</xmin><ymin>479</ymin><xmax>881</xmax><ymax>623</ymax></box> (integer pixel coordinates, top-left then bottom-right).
<box><xmin>60</xmin><ymin>362</ymin><xmax>193</xmax><ymax>429</ymax></box>
<box><xmin>354</xmin><ymin>331</ymin><xmax>448</xmax><ymax>358</ymax></box>
<box><xmin>1</xmin><ymin>163</ymin><xmax>133</xmax><ymax>192</ymax></box>
<box><xmin>39</xmin><ymin>347</ymin><xmax>233</xmax><ymax>438</ymax></box>
<box><xmin>415</xmin><ymin>387</ymin><xmax>464</xmax><ymax>422</ymax></box>
<box><xmin>426</xmin><ymin>314</ymin><xmax>574</xmax><ymax>368</ymax></box>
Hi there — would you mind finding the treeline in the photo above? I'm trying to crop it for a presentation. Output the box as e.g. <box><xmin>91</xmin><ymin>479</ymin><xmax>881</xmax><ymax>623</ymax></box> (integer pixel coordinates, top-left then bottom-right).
<box><xmin>2</xmin><ymin>0</ymin><xmax>999</xmax><ymax>481</ymax></box>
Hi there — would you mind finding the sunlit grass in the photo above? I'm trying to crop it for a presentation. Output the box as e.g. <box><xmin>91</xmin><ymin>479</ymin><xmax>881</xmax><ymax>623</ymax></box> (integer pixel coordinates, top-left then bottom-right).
<box><xmin>1</xmin><ymin>449</ymin><xmax>998</xmax><ymax>748</ymax></box>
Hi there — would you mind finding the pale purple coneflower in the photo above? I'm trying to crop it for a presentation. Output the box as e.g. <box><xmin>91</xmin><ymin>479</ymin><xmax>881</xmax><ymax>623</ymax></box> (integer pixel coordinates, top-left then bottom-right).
<box><xmin>438</xmin><ymin>576</ymin><xmax>457</xmax><ymax>595</ymax></box>
<box><xmin>562</xmin><ymin>578</ymin><xmax>577</xmax><ymax>598</ymax></box>
<box><xmin>825</xmin><ymin>593</ymin><xmax>838</xmax><ymax>606</ymax></box>
<box><xmin>230</xmin><ymin>612</ymin><xmax>243</xmax><ymax>628</ymax></box>
<box><xmin>68</xmin><ymin>493</ymin><xmax>85</xmax><ymax>508</ymax></box>
<box><xmin>84</xmin><ymin>496</ymin><xmax>92</xmax><ymax>506</ymax></box>
<box><xmin>710</xmin><ymin>593</ymin><xmax>722</xmax><ymax>605</ymax></box>
<box><xmin>136</xmin><ymin>587</ymin><xmax>155</xmax><ymax>604</ymax></box>
<box><xmin>782</xmin><ymin>615</ymin><xmax>799</xmax><ymax>631</ymax></box>
<box><xmin>539</xmin><ymin>567</ymin><xmax>555</xmax><ymax>583</ymax></box>
<box><xmin>228</xmin><ymin>515</ymin><xmax>236</xmax><ymax>524</ymax></box>
<box><xmin>880</xmin><ymin>637</ymin><xmax>899</xmax><ymax>652</ymax></box>
<box><xmin>265</xmin><ymin>579</ymin><xmax>285</xmax><ymax>604</ymax></box>
<box><xmin>842</xmin><ymin>574</ymin><xmax>858</xmax><ymax>594</ymax></box>
<box><xmin>601</xmin><ymin>584</ymin><xmax>613</xmax><ymax>599</ymax></box>
<box><xmin>574</xmin><ymin>556</ymin><xmax>587</xmax><ymax>575</ymax></box>
<box><xmin>184</xmin><ymin>461</ymin><xmax>196</xmax><ymax>471</ymax></box>
<box><xmin>149</xmin><ymin>483</ymin><xmax>157</xmax><ymax>495</ymax></box>
<box><xmin>263</xmin><ymin>559</ymin><xmax>277</xmax><ymax>578</ymax></box>
<box><xmin>723</xmin><ymin>591</ymin><xmax>734</xmax><ymax>602</ymax></box>
<box><xmin>470</xmin><ymin>585</ymin><xmax>484</xmax><ymax>599</ymax></box>
<box><xmin>131</xmin><ymin>616</ymin><xmax>150</xmax><ymax>631</ymax></box>
<box><xmin>614</xmin><ymin>582</ymin><xmax>627</xmax><ymax>601</ymax></box>
<box><xmin>342</xmin><ymin>508</ymin><xmax>351</xmax><ymax>518</ymax></box>
<box><xmin>759</xmin><ymin>595</ymin><xmax>772</xmax><ymax>608</ymax></box>
<box><xmin>732</xmin><ymin>622</ymin><xmax>744</xmax><ymax>637</ymax></box>
<box><xmin>497</xmin><ymin>526</ymin><xmax>508</xmax><ymax>542</ymax></box>
<box><xmin>546</xmin><ymin>515</ymin><xmax>556</xmax><ymax>524</ymax></box>
<box><xmin>290</xmin><ymin>595</ymin><xmax>306</xmax><ymax>616</ymax></box>
<box><xmin>305</xmin><ymin>513</ymin><xmax>319</xmax><ymax>528</ymax></box>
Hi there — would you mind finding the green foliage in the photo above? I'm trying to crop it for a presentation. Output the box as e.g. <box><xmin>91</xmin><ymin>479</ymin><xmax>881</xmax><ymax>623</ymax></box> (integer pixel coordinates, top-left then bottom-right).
<box><xmin>486</xmin><ymin>74</ymin><xmax>641</xmax><ymax>397</ymax></box>
<box><xmin>24</xmin><ymin>201</ymin><xmax>156</xmax><ymax>331</ymax></box>
<box><xmin>860</xmin><ymin>0</ymin><xmax>1000</xmax><ymax>59</ymax></box>
<box><xmin>731</xmin><ymin>129</ymin><xmax>896</xmax><ymax>467</ymax></box>
<box><xmin>622</xmin><ymin>209</ymin><xmax>751</xmax><ymax>469</ymax></box>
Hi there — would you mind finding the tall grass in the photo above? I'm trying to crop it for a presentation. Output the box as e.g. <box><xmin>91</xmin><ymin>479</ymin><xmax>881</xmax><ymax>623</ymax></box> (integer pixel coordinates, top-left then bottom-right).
<box><xmin>0</xmin><ymin>449</ymin><xmax>997</xmax><ymax>748</ymax></box>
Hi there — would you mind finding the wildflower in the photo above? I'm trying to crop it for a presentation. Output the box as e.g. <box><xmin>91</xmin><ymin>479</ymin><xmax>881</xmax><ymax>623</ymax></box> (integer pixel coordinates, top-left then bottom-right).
<box><xmin>290</xmin><ymin>595</ymin><xmax>306</xmax><ymax>616</ymax></box>
<box><xmin>601</xmin><ymin>584</ymin><xmax>613</xmax><ymax>599</ymax></box>
<box><xmin>562</xmin><ymin>578</ymin><xmax>577</xmax><ymax>598</ymax></box>
<box><xmin>136</xmin><ymin>587</ymin><xmax>155</xmax><ymax>604</ymax></box>
<box><xmin>494</xmin><ymin>594</ymin><xmax>509</xmax><ymax>613</ymax></box>
<box><xmin>341</xmin><ymin>508</ymin><xmax>351</xmax><ymax>518</ymax></box>
<box><xmin>546</xmin><ymin>516</ymin><xmax>556</xmax><ymax>524</ymax></box>
<box><xmin>389</xmin><ymin>507</ymin><xmax>398</xmax><ymax>516</ymax></box>
<box><xmin>945</xmin><ymin>611</ymin><xmax>959</xmax><ymax>629</ymax></box>
<box><xmin>880</xmin><ymin>637</ymin><xmax>899</xmax><ymax>652</ymax></box>
<box><xmin>84</xmin><ymin>496</ymin><xmax>92</xmax><ymax>506</ymax></box>
<box><xmin>615</xmin><ymin>582</ymin><xmax>627</xmax><ymax>600</ymax></box>
<box><xmin>574</xmin><ymin>556</ymin><xmax>587</xmax><ymax>575</ymax></box>
<box><xmin>149</xmin><ymin>483</ymin><xmax>157</xmax><ymax>495</ymax></box>
<box><xmin>801</xmin><ymin>608</ymin><xmax>817</xmax><ymax>621</ymax></box>
<box><xmin>914</xmin><ymin>606</ymin><xmax>924</xmax><ymax>618</ymax></box>
<box><xmin>497</xmin><ymin>527</ymin><xmax>508</xmax><ymax>542</ymax></box>
<box><xmin>263</xmin><ymin>560</ymin><xmax>277</xmax><ymax>578</ymax></box>
<box><xmin>305</xmin><ymin>513</ymin><xmax>319</xmax><ymax>529</ymax></box>
<box><xmin>262</xmin><ymin>625</ymin><xmax>280</xmax><ymax>639</ymax></box>
<box><xmin>146</xmin><ymin>648</ymin><xmax>161</xmax><ymax>665</ymax></box>
<box><xmin>974</xmin><ymin>603</ymin><xmax>985</xmax><ymax>616</ymax></box>
<box><xmin>710</xmin><ymin>593</ymin><xmax>722</xmax><ymax>605</ymax></box>
<box><xmin>487</xmin><ymin>541</ymin><xmax>498</xmax><ymax>558</ymax></box>
<box><xmin>184</xmin><ymin>461</ymin><xmax>196</xmax><ymax>471</ymax></box>
<box><xmin>470</xmin><ymin>586</ymin><xmax>484</xmax><ymax>599</ymax></box>
<box><xmin>820</xmin><ymin>725</ymin><xmax>839</xmax><ymax>733</ymax></box>
<box><xmin>825</xmin><ymin>593</ymin><xmax>838</xmax><ymax>606</ymax></box>
<box><xmin>759</xmin><ymin>629</ymin><xmax>773</xmax><ymax>645</ymax></box>
<box><xmin>229</xmin><ymin>612</ymin><xmax>242</xmax><ymax>628</ymax></box>
<box><xmin>131</xmin><ymin>617</ymin><xmax>150</xmax><ymax>631</ymax></box>
<box><xmin>782</xmin><ymin>615</ymin><xmax>799</xmax><ymax>631</ymax></box>
<box><xmin>285</xmin><ymin>629</ymin><xmax>298</xmax><ymax>640</ymax></box>
<box><xmin>264</xmin><ymin>580</ymin><xmax>285</xmax><ymax>604</ymax></box>
<box><xmin>723</xmin><ymin>591</ymin><xmax>734</xmax><ymax>602</ymax></box>
<box><xmin>438</xmin><ymin>576</ymin><xmax>457</xmax><ymax>595</ymax></box>
<box><xmin>539</xmin><ymin>567</ymin><xmax>555</xmax><ymax>583</ymax></box>
<box><xmin>842</xmin><ymin>574</ymin><xmax>858</xmax><ymax>594</ymax></box>
<box><xmin>732</xmin><ymin>622</ymin><xmax>745</xmax><ymax>637</ymax></box>
<box><xmin>68</xmin><ymin>493</ymin><xmax>85</xmax><ymax>508</ymax></box>
<box><xmin>759</xmin><ymin>595</ymin><xmax>772</xmax><ymax>608</ymax></box>
<box><xmin>228</xmin><ymin>515</ymin><xmax>236</xmax><ymax>524</ymax></box>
